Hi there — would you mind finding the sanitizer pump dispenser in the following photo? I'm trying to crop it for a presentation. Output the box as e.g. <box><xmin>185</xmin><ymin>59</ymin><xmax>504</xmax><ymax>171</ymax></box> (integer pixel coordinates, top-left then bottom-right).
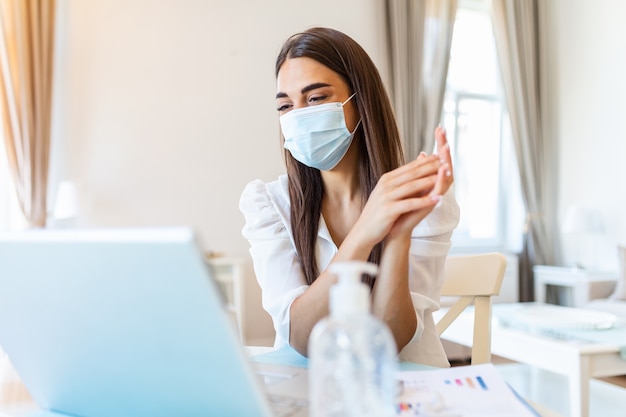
<box><xmin>309</xmin><ymin>261</ymin><xmax>397</xmax><ymax>417</ymax></box>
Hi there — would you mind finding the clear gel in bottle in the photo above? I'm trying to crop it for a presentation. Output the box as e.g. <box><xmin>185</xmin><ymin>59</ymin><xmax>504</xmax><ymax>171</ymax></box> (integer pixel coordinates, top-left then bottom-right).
<box><xmin>309</xmin><ymin>261</ymin><xmax>397</xmax><ymax>417</ymax></box>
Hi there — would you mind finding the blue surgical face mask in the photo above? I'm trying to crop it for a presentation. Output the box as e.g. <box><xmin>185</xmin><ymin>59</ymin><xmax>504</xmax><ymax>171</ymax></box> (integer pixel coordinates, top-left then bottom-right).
<box><xmin>280</xmin><ymin>93</ymin><xmax>360</xmax><ymax>171</ymax></box>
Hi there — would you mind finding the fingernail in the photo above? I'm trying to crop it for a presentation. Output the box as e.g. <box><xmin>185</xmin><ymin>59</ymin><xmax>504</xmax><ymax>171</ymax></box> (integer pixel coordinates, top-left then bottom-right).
<box><xmin>430</xmin><ymin>194</ymin><xmax>443</xmax><ymax>209</ymax></box>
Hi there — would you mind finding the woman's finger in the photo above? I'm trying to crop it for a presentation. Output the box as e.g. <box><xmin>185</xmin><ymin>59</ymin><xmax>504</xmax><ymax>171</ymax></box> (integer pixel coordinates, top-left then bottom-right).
<box><xmin>435</xmin><ymin>126</ymin><xmax>453</xmax><ymax>177</ymax></box>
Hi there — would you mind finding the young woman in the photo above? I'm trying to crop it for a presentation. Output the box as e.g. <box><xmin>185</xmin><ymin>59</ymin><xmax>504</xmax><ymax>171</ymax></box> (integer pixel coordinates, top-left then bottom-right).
<box><xmin>239</xmin><ymin>27</ymin><xmax>459</xmax><ymax>367</ymax></box>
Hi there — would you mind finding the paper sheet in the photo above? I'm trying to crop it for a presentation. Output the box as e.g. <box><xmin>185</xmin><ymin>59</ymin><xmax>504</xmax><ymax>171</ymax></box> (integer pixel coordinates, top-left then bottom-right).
<box><xmin>395</xmin><ymin>363</ymin><xmax>539</xmax><ymax>417</ymax></box>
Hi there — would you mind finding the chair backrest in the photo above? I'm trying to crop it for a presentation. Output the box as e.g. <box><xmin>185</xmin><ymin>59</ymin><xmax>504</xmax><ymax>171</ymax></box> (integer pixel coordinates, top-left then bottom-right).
<box><xmin>436</xmin><ymin>252</ymin><xmax>507</xmax><ymax>365</ymax></box>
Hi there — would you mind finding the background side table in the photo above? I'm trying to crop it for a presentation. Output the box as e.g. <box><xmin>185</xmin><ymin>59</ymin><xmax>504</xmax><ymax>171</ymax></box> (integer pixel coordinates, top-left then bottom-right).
<box><xmin>533</xmin><ymin>265</ymin><xmax>617</xmax><ymax>307</ymax></box>
<box><xmin>205</xmin><ymin>255</ymin><xmax>246</xmax><ymax>340</ymax></box>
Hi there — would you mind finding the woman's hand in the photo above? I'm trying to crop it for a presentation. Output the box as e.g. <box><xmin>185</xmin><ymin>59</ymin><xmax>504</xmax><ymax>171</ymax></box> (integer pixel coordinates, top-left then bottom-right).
<box><xmin>351</xmin><ymin>133</ymin><xmax>447</xmax><ymax>247</ymax></box>
<box><xmin>387</xmin><ymin>126</ymin><xmax>454</xmax><ymax>238</ymax></box>
<box><xmin>434</xmin><ymin>125</ymin><xmax>454</xmax><ymax>194</ymax></box>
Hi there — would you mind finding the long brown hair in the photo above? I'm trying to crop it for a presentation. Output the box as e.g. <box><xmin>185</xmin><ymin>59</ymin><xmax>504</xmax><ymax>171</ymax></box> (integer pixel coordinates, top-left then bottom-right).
<box><xmin>276</xmin><ymin>27</ymin><xmax>405</xmax><ymax>285</ymax></box>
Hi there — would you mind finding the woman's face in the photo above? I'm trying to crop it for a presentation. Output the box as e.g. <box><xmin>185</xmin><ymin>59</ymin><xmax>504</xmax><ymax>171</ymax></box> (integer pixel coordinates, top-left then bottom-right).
<box><xmin>275</xmin><ymin>57</ymin><xmax>359</xmax><ymax>132</ymax></box>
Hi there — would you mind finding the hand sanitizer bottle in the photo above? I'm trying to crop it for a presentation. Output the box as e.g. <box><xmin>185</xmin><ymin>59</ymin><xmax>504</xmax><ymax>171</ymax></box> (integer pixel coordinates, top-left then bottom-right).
<box><xmin>309</xmin><ymin>261</ymin><xmax>397</xmax><ymax>417</ymax></box>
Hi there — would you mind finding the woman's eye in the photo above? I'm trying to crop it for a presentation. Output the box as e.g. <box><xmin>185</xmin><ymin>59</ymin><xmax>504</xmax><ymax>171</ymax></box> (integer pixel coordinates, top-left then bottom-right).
<box><xmin>309</xmin><ymin>95</ymin><xmax>327</xmax><ymax>104</ymax></box>
<box><xmin>276</xmin><ymin>103</ymin><xmax>292</xmax><ymax>112</ymax></box>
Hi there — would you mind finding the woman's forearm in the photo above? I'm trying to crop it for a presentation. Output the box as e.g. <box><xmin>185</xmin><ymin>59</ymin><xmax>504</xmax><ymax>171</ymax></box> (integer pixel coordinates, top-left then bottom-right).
<box><xmin>372</xmin><ymin>234</ymin><xmax>418</xmax><ymax>351</ymax></box>
<box><xmin>288</xmin><ymin>227</ymin><xmax>376</xmax><ymax>356</ymax></box>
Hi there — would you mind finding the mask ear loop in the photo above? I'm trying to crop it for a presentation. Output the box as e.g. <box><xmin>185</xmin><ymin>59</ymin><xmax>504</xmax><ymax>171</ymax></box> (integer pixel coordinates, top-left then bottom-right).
<box><xmin>349</xmin><ymin>118</ymin><xmax>362</xmax><ymax>135</ymax></box>
<box><xmin>342</xmin><ymin>92</ymin><xmax>357</xmax><ymax>105</ymax></box>
<box><xmin>342</xmin><ymin>92</ymin><xmax>360</xmax><ymax>134</ymax></box>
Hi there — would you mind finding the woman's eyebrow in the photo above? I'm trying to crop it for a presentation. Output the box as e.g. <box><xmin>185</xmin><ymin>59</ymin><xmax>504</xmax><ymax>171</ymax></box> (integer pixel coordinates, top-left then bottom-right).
<box><xmin>275</xmin><ymin>82</ymin><xmax>331</xmax><ymax>99</ymax></box>
<box><xmin>301</xmin><ymin>82</ymin><xmax>331</xmax><ymax>94</ymax></box>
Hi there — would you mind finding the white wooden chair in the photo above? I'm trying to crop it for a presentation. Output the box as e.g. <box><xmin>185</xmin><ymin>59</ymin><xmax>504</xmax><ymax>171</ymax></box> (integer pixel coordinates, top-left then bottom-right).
<box><xmin>436</xmin><ymin>253</ymin><xmax>507</xmax><ymax>365</ymax></box>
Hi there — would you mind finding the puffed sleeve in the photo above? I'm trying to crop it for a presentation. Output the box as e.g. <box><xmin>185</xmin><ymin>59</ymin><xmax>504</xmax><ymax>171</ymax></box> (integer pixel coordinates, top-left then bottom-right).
<box><xmin>239</xmin><ymin>178</ymin><xmax>309</xmax><ymax>348</ymax></box>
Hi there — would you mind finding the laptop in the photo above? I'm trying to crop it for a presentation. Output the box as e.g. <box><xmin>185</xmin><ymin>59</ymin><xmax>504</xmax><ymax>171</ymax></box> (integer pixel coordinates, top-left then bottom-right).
<box><xmin>0</xmin><ymin>227</ymin><xmax>308</xmax><ymax>417</ymax></box>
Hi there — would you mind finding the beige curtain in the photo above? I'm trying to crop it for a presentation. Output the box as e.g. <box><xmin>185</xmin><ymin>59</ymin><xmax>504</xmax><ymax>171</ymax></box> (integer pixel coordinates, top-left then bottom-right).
<box><xmin>491</xmin><ymin>0</ymin><xmax>557</xmax><ymax>301</ymax></box>
<box><xmin>0</xmin><ymin>0</ymin><xmax>55</xmax><ymax>227</ymax></box>
<box><xmin>386</xmin><ymin>0</ymin><xmax>457</xmax><ymax>160</ymax></box>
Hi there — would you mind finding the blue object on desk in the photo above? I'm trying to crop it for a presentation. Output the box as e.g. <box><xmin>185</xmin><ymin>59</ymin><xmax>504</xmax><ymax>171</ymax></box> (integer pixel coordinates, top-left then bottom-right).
<box><xmin>0</xmin><ymin>228</ymin><xmax>284</xmax><ymax>417</ymax></box>
<box><xmin>250</xmin><ymin>346</ymin><xmax>309</xmax><ymax>368</ymax></box>
<box><xmin>250</xmin><ymin>345</ymin><xmax>434</xmax><ymax>371</ymax></box>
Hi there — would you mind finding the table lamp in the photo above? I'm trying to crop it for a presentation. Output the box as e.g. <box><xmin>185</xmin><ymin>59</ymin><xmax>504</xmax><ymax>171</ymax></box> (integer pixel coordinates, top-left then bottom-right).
<box><xmin>50</xmin><ymin>181</ymin><xmax>79</xmax><ymax>227</ymax></box>
<box><xmin>561</xmin><ymin>206</ymin><xmax>604</xmax><ymax>269</ymax></box>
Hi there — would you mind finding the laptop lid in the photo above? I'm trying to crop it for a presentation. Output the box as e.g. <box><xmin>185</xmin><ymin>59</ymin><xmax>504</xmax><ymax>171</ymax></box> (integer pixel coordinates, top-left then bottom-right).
<box><xmin>0</xmin><ymin>227</ymin><xmax>277</xmax><ymax>417</ymax></box>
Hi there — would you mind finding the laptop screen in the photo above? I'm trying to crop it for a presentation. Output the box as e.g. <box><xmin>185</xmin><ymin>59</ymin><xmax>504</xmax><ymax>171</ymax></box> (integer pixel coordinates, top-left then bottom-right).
<box><xmin>0</xmin><ymin>227</ymin><xmax>274</xmax><ymax>417</ymax></box>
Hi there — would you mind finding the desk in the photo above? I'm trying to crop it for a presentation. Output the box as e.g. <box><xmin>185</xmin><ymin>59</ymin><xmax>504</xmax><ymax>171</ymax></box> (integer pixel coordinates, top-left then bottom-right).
<box><xmin>0</xmin><ymin>345</ymin><xmax>557</xmax><ymax>417</ymax></box>
<box><xmin>534</xmin><ymin>266</ymin><xmax>617</xmax><ymax>307</ymax></box>
<box><xmin>248</xmin><ymin>346</ymin><xmax>558</xmax><ymax>417</ymax></box>
<box><xmin>435</xmin><ymin>303</ymin><xmax>626</xmax><ymax>417</ymax></box>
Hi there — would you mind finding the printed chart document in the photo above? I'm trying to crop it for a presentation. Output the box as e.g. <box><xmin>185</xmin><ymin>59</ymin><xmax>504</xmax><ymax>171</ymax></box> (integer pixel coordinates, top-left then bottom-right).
<box><xmin>395</xmin><ymin>363</ymin><xmax>539</xmax><ymax>416</ymax></box>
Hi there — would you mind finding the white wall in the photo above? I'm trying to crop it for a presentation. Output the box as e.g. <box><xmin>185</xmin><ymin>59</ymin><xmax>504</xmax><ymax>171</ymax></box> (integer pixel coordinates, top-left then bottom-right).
<box><xmin>545</xmin><ymin>0</ymin><xmax>626</xmax><ymax>271</ymax></box>
<box><xmin>50</xmin><ymin>0</ymin><xmax>389</xmax><ymax>344</ymax></box>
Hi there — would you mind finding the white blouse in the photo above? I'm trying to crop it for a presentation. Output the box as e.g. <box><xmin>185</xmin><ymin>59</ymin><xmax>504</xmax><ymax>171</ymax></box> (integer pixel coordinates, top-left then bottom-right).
<box><xmin>239</xmin><ymin>174</ymin><xmax>460</xmax><ymax>367</ymax></box>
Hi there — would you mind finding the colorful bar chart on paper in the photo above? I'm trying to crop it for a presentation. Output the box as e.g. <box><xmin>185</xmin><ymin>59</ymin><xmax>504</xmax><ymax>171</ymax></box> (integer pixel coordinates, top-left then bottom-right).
<box><xmin>443</xmin><ymin>375</ymin><xmax>488</xmax><ymax>390</ymax></box>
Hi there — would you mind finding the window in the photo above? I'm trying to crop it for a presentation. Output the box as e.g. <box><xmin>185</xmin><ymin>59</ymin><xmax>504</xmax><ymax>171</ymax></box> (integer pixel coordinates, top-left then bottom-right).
<box><xmin>443</xmin><ymin>0</ymin><xmax>525</xmax><ymax>252</ymax></box>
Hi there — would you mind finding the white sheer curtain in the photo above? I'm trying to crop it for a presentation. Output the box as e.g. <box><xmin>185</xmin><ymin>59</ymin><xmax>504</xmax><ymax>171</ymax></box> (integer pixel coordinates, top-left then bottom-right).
<box><xmin>491</xmin><ymin>0</ymin><xmax>557</xmax><ymax>301</ymax></box>
<box><xmin>386</xmin><ymin>0</ymin><xmax>457</xmax><ymax>160</ymax></box>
